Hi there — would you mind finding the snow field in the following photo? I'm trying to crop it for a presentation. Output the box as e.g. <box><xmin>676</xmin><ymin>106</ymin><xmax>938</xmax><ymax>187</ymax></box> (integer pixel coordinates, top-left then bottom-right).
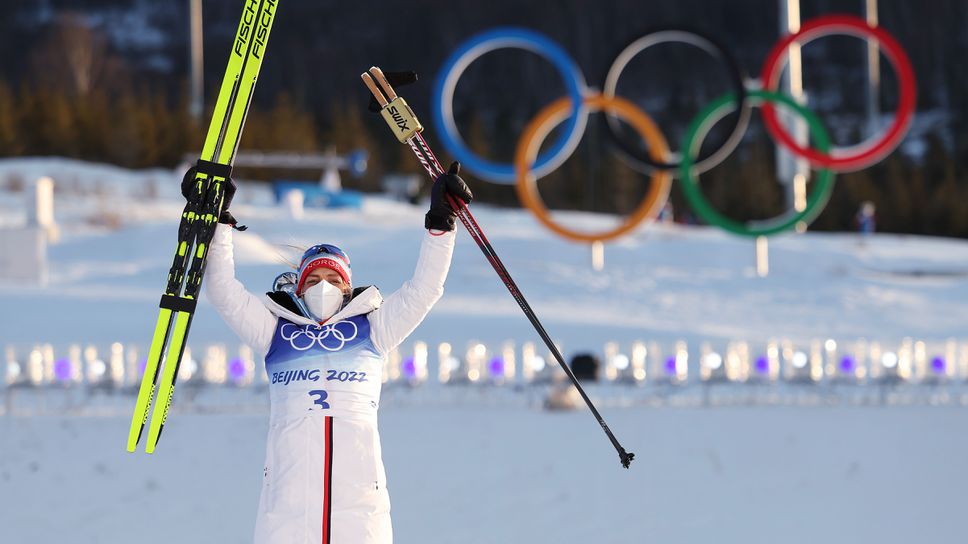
<box><xmin>1</xmin><ymin>157</ymin><xmax>967</xmax><ymax>543</ymax></box>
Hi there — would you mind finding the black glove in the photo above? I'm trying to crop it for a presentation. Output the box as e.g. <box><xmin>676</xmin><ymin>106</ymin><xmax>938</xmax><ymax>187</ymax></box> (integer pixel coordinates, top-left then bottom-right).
<box><xmin>425</xmin><ymin>161</ymin><xmax>473</xmax><ymax>232</ymax></box>
<box><xmin>181</xmin><ymin>167</ymin><xmax>245</xmax><ymax>230</ymax></box>
<box><xmin>218</xmin><ymin>209</ymin><xmax>246</xmax><ymax>231</ymax></box>
<box><xmin>180</xmin><ymin>167</ymin><xmax>201</xmax><ymax>202</ymax></box>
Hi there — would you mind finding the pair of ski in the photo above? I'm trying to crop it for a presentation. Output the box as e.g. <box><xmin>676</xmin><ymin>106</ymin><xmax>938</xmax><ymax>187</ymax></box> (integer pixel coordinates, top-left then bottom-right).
<box><xmin>127</xmin><ymin>0</ymin><xmax>279</xmax><ymax>454</ymax></box>
<box><xmin>362</xmin><ymin>68</ymin><xmax>635</xmax><ymax>468</ymax></box>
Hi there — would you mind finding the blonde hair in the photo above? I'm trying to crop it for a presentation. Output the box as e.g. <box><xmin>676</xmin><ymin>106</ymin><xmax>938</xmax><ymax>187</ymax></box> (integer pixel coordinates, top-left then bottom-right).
<box><xmin>273</xmin><ymin>243</ymin><xmax>307</xmax><ymax>271</ymax></box>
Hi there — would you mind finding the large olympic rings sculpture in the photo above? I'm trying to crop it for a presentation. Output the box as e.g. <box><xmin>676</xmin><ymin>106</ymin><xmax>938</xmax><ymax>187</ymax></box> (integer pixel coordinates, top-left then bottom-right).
<box><xmin>431</xmin><ymin>15</ymin><xmax>916</xmax><ymax>242</ymax></box>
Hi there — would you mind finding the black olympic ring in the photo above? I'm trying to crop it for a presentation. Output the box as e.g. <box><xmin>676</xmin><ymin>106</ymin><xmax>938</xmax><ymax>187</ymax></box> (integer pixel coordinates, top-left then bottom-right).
<box><xmin>602</xmin><ymin>27</ymin><xmax>750</xmax><ymax>176</ymax></box>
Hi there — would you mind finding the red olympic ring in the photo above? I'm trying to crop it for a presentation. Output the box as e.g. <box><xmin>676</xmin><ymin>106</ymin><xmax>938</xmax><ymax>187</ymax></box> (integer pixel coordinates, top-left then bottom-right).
<box><xmin>759</xmin><ymin>15</ymin><xmax>917</xmax><ymax>172</ymax></box>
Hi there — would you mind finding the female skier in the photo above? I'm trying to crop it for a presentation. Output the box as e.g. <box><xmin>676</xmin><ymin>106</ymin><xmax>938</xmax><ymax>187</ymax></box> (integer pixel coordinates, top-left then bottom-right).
<box><xmin>201</xmin><ymin>162</ymin><xmax>472</xmax><ymax>543</ymax></box>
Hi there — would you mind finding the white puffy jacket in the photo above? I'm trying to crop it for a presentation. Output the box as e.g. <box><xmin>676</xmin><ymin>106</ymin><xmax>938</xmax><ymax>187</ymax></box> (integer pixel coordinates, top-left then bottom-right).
<box><xmin>204</xmin><ymin>224</ymin><xmax>455</xmax><ymax>544</ymax></box>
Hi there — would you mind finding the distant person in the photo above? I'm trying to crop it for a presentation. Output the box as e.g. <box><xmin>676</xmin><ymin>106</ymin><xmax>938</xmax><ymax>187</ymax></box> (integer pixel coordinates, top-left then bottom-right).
<box><xmin>855</xmin><ymin>201</ymin><xmax>876</xmax><ymax>235</ymax></box>
<box><xmin>658</xmin><ymin>201</ymin><xmax>675</xmax><ymax>223</ymax></box>
<box><xmin>201</xmin><ymin>163</ymin><xmax>472</xmax><ymax>544</ymax></box>
<box><xmin>678</xmin><ymin>209</ymin><xmax>697</xmax><ymax>226</ymax></box>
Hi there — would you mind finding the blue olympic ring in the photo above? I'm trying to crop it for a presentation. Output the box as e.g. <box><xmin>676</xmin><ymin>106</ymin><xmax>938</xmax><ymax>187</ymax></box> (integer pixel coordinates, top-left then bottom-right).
<box><xmin>432</xmin><ymin>27</ymin><xmax>587</xmax><ymax>184</ymax></box>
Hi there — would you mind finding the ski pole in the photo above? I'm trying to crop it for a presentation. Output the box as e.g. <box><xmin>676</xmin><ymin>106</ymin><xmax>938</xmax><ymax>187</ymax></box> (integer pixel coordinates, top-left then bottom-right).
<box><xmin>362</xmin><ymin>66</ymin><xmax>634</xmax><ymax>469</ymax></box>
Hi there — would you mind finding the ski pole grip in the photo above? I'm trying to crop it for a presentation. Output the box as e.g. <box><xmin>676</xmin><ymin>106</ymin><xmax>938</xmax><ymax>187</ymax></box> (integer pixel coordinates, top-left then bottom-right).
<box><xmin>379</xmin><ymin>97</ymin><xmax>423</xmax><ymax>143</ymax></box>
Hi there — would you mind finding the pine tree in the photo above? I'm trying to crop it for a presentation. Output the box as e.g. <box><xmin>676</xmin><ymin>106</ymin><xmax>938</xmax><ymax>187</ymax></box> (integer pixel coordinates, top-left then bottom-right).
<box><xmin>73</xmin><ymin>87</ymin><xmax>111</xmax><ymax>162</ymax></box>
<box><xmin>28</xmin><ymin>87</ymin><xmax>79</xmax><ymax>157</ymax></box>
<box><xmin>0</xmin><ymin>81</ymin><xmax>23</xmax><ymax>156</ymax></box>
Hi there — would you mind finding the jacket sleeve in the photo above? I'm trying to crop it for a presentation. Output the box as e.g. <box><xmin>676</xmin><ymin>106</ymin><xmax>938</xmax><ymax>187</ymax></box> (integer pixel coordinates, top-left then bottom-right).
<box><xmin>369</xmin><ymin>230</ymin><xmax>456</xmax><ymax>354</ymax></box>
<box><xmin>204</xmin><ymin>224</ymin><xmax>277</xmax><ymax>354</ymax></box>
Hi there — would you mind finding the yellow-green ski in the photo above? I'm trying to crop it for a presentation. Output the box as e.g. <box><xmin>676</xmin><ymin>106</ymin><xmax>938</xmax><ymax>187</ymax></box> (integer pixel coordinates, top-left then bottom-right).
<box><xmin>127</xmin><ymin>0</ymin><xmax>280</xmax><ymax>453</ymax></box>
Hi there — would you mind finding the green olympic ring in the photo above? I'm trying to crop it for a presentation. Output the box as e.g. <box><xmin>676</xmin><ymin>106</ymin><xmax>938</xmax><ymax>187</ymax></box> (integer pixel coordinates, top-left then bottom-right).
<box><xmin>679</xmin><ymin>89</ymin><xmax>836</xmax><ymax>237</ymax></box>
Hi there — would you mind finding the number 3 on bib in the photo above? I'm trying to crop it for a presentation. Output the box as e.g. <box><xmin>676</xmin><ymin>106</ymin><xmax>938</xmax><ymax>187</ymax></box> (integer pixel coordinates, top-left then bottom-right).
<box><xmin>308</xmin><ymin>390</ymin><xmax>330</xmax><ymax>410</ymax></box>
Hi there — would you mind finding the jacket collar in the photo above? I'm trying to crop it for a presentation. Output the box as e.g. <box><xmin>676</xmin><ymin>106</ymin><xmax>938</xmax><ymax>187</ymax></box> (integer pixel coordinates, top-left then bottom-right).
<box><xmin>262</xmin><ymin>286</ymin><xmax>383</xmax><ymax>326</ymax></box>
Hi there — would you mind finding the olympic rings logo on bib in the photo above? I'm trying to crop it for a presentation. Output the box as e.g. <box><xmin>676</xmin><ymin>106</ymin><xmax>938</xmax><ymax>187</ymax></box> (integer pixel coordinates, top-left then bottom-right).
<box><xmin>280</xmin><ymin>321</ymin><xmax>359</xmax><ymax>352</ymax></box>
<box><xmin>432</xmin><ymin>16</ymin><xmax>916</xmax><ymax>241</ymax></box>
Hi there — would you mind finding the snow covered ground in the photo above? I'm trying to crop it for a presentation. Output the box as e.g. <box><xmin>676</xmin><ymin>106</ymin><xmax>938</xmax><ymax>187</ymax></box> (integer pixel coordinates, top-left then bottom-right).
<box><xmin>3</xmin><ymin>404</ymin><xmax>968</xmax><ymax>544</ymax></box>
<box><xmin>1</xmin><ymin>157</ymin><xmax>967</xmax><ymax>543</ymax></box>
<box><xmin>2</xmin><ymin>157</ymin><xmax>967</xmax><ymax>354</ymax></box>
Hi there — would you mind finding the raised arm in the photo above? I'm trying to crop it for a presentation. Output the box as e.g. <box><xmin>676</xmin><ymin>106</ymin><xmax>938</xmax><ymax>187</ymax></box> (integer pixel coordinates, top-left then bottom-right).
<box><xmin>204</xmin><ymin>224</ymin><xmax>277</xmax><ymax>354</ymax></box>
<box><xmin>370</xmin><ymin>230</ymin><xmax>455</xmax><ymax>354</ymax></box>
<box><xmin>369</xmin><ymin>162</ymin><xmax>471</xmax><ymax>354</ymax></box>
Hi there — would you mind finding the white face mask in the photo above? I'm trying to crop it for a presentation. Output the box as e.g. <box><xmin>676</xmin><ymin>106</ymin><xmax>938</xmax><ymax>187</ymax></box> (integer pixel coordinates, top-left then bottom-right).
<box><xmin>302</xmin><ymin>280</ymin><xmax>345</xmax><ymax>322</ymax></box>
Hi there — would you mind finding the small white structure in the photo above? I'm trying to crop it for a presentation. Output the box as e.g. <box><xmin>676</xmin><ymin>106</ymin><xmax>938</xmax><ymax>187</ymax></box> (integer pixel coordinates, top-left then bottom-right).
<box><xmin>0</xmin><ymin>227</ymin><xmax>47</xmax><ymax>285</ymax></box>
<box><xmin>591</xmin><ymin>241</ymin><xmax>605</xmax><ymax>272</ymax></box>
<box><xmin>755</xmin><ymin>235</ymin><xmax>769</xmax><ymax>278</ymax></box>
<box><xmin>0</xmin><ymin>177</ymin><xmax>54</xmax><ymax>286</ymax></box>
<box><xmin>283</xmin><ymin>189</ymin><xmax>305</xmax><ymax>221</ymax></box>
<box><xmin>27</xmin><ymin>177</ymin><xmax>59</xmax><ymax>243</ymax></box>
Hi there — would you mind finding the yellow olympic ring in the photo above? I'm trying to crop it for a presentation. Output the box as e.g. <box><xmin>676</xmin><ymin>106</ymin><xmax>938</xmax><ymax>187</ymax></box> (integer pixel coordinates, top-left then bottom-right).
<box><xmin>514</xmin><ymin>94</ymin><xmax>672</xmax><ymax>244</ymax></box>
